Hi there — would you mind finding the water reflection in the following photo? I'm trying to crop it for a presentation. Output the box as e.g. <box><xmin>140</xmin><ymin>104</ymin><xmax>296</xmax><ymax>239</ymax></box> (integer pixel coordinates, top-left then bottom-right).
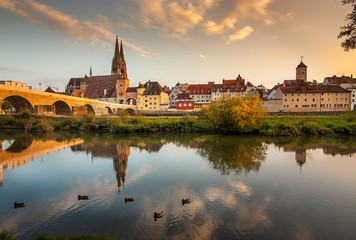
<box><xmin>0</xmin><ymin>131</ymin><xmax>356</xmax><ymax>239</ymax></box>
<box><xmin>1</xmin><ymin>133</ymin><xmax>356</xmax><ymax>188</ymax></box>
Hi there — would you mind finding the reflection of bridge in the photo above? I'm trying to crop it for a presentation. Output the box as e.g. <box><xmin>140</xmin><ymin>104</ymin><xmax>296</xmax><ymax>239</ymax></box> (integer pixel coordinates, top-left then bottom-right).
<box><xmin>0</xmin><ymin>84</ymin><xmax>136</xmax><ymax>115</ymax></box>
<box><xmin>0</xmin><ymin>138</ymin><xmax>84</xmax><ymax>186</ymax></box>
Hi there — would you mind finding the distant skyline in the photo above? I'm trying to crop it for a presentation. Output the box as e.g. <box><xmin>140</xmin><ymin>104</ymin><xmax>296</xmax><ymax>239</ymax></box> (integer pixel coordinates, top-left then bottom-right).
<box><xmin>0</xmin><ymin>0</ymin><xmax>355</xmax><ymax>91</ymax></box>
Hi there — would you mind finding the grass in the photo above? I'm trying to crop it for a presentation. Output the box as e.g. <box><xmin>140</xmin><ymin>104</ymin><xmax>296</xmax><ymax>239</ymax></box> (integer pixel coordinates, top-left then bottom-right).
<box><xmin>0</xmin><ymin>112</ymin><xmax>355</xmax><ymax>136</ymax></box>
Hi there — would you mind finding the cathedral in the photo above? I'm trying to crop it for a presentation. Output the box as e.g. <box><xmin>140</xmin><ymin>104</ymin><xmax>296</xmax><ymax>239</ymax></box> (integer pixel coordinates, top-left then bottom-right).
<box><xmin>65</xmin><ymin>35</ymin><xmax>130</xmax><ymax>104</ymax></box>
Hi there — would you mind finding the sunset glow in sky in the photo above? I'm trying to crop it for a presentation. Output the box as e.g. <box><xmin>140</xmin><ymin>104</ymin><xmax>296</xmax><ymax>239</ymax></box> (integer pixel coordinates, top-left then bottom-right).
<box><xmin>0</xmin><ymin>0</ymin><xmax>355</xmax><ymax>91</ymax></box>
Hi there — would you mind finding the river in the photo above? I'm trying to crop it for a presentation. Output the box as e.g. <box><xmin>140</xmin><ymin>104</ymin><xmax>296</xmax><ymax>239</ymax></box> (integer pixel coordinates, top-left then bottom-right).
<box><xmin>0</xmin><ymin>132</ymin><xmax>355</xmax><ymax>240</ymax></box>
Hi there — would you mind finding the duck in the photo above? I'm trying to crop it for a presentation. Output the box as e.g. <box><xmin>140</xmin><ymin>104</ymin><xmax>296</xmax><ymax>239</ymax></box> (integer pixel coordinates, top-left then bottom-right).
<box><xmin>14</xmin><ymin>202</ymin><xmax>25</xmax><ymax>208</ymax></box>
<box><xmin>124</xmin><ymin>197</ymin><xmax>134</xmax><ymax>203</ymax></box>
<box><xmin>154</xmin><ymin>211</ymin><xmax>164</xmax><ymax>219</ymax></box>
<box><xmin>182</xmin><ymin>198</ymin><xmax>191</xmax><ymax>205</ymax></box>
<box><xmin>77</xmin><ymin>195</ymin><xmax>89</xmax><ymax>200</ymax></box>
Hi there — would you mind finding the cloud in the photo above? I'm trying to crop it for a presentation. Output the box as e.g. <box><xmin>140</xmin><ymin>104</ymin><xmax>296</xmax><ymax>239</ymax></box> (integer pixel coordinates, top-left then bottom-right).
<box><xmin>203</xmin><ymin>16</ymin><xmax>237</xmax><ymax>35</ymax></box>
<box><xmin>200</xmin><ymin>54</ymin><xmax>207</xmax><ymax>59</ymax></box>
<box><xmin>136</xmin><ymin>0</ymin><xmax>219</xmax><ymax>39</ymax></box>
<box><xmin>0</xmin><ymin>64</ymin><xmax>29</xmax><ymax>73</ymax></box>
<box><xmin>230</xmin><ymin>181</ymin><xmax>253</xmax><ymax>198</ymax></box>
<box><xmin>226</xmin><ymin>26</ymin><xmax>254</xmax><ymax>44</ymax></box>
<box><xmin>0</xmin><ymin>0</ymin><xmax>151</xmax><ymax>57</ymax></box>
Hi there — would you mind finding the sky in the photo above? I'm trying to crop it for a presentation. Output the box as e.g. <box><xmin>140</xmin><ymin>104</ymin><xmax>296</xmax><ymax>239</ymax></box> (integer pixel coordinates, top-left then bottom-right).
<box><xmin>0</xmin><ymin>0</ymin><xmax>355</xmax><ymax>91</ymax></box>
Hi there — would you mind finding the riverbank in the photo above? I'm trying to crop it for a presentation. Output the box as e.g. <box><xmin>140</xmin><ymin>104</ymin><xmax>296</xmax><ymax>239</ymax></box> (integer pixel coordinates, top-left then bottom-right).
<box><xmin>0</xmin><ymin>111</ymin><xmax>355</xmax><ymax>136</ymax></box>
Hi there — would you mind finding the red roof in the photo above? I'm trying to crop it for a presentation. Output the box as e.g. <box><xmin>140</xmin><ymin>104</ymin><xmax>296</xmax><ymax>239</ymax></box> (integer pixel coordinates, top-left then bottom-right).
<box><xmin>126</xmin><ymin>87</ymin><xmax>137</xmax><ymax>92</ymax></box>
<box><xmin>281</xmin><ymin>80</ymin><xmax>350</xmax><ymax>93</ymax></box>
<box><xmin>189</xmin><ymin>83</ymin><xmax>213</xmax><ymax>94</ymax></box>
<box><xmin>324</xmin><ymin>75</ymin><xmax>356</xmax><ymax>85</ymax></box>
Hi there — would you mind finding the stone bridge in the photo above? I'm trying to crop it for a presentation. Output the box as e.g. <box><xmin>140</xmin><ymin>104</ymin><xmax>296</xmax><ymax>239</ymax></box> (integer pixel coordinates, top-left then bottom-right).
<box><xmin>0</xmin><ymin>84</ymin><xmax>136</xmax><ymax>116</ymax></box>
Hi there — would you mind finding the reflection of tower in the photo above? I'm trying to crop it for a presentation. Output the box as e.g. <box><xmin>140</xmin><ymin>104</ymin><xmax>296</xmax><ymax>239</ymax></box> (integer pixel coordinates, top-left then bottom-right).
<box><xmin>296</xmin><ymin>150</ymin><xmax>306</xmax><ymax>167</ymax></box>
<box><xmin>113</xmin><ymin>143</ymin><xmax>130</xmax><ymax>191</ymax></box>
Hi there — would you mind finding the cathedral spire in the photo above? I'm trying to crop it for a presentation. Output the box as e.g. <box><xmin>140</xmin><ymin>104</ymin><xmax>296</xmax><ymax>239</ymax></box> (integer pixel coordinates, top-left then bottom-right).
<box><xmin>90</xmin><ymin>65</ymin><xmax>92</xmax><ymax>77</ymax></box>
<box><xmin>120</xmin><ymin>40</ymin><xmax>125</xmax><ymax>60</ymax></box>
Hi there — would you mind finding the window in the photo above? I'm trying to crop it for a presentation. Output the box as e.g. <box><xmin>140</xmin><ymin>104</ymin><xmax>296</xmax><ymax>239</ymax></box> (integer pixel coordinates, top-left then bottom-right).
<box><xmin>145</xmin><ymin>104</ymin><xmax>147</xmax><ymax>107</ymax></box>
<box><xmin>295</xmin><ymin>105</ymin><xmax>298</xmax><ymax>108</ymax></box>
<box><xmin>345</xmin><ymin>104</ymin><xmax>349</xmax><ymax>107</ymax></box>
<box><xmin>302</xmin><ymin>105</ymin><xmax>310</xmax><ymax>108</ymax></box>
<box><xmin>321</xmin><ymin>104</ymin><xmax>325</xmax><ymax>107</ymax></box>
<box><xmin>285</xmin><ymin>99</ymin><xmax>287</xmax><ymax>101</ymax></box>
<box><xmin>154</xmin><ymin>97</ymin><xmax>156</xmax><ymax>100</ymax></box>
<box><xmin>322</xmin><ymin>98</ymin><xmax>324</xmax><ymax>101</ymax></box>
<box><xmin>149</xmin><ymin>102</ymin><xmax>152</xmax><ymax>105</ymax></box>
<box><xmin>292</xmin><ymin>99</ymin><xmax>294</xmax><ymax>102</ymax></box>
<box><xmin>145</xmin><ymin>100</ymin><xmax>147</xmax><ymax>102</ymax></box>
<box><xmin>183</xmin><ymin>103</ymin><xmax>187</xmax><ymax>106</ymax></box>
<box><xmin>154</xmin><ymin>102</ymin><xmax>156</xmax><ymax>105</ymax></box>
<box><xmin>313</xmin><ymin>99</ymin><xmax>315</xmax><ymax>102</ymax></box>
<box><xmin>297</xmin><ymin>99</ymin><xmax>299</xmax><ymax>102</ymax></box>
<box><xmin>311</xmin><ymin>104</ymin><xmax>316</xmax><ymax>107</ymax></box>
<box><xmin>305</xmin><ymin>99</ymin><xmax>307</xmax><ymax>101</ymax></box>
<box><xmin>188</xmin><ymin>103</ymin><xmax>192</xmax><ymax>106</ymax></box>
<box><xmin>285</xmin><ymin>94</ymin><xmax>287</xmax><ymax>96</ymax></box>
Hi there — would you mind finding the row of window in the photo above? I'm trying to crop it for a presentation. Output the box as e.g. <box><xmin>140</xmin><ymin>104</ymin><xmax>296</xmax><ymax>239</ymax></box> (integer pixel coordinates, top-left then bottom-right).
<box><xmin>285</xmin><ymin>93</ymin><xmax>346</xmax><ymax>96</ymax></box>
<box><xmin>284</xmin><ymin>104</ymin><xmax>349</xmax><ymax>108</ymax></box>
<box><xmin>285</xmin><ymin>98</ymin><xmax>348</xmax><ymax>102</ymax></box>
<box><xmin>178</xmin><ymin>103</ymin><xmax>193</xmax><ymax>107</ymax></box>
<box><xmin>139</xmin><ymin>97</ymin><xmax>157</xmax><ymax>100</ymax></box>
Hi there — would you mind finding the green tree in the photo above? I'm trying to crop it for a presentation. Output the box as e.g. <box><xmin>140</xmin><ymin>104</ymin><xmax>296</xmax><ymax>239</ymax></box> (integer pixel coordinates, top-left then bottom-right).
<box><xmin>338</xmin><ymin>0</ymin><xmax>356</xmax><ymax>51</ymax></box>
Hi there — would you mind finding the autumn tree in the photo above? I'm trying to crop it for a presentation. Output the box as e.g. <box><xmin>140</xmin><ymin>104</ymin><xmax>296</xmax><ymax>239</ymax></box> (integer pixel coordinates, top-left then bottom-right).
<box><xmin>338</xmin><ymin>0</ymin><xmax>356</xmax><ymax>51</ymax></box>
<box><xmin>206</xmin><ymin>93</ymin><xmax>266</xmax><ymax>133</ymax></box>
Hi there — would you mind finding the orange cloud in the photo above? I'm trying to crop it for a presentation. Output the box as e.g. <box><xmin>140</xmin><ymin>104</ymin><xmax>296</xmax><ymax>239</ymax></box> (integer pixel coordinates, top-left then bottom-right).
<box><xmin>226</xmin><ymin>26</ymin><xmax>254</xmax><ymax>44</ymax></box>
<box><xmin>0</xmin><ymin>0</ymin><xmax>151</xmax><ymax>57</ymax></box>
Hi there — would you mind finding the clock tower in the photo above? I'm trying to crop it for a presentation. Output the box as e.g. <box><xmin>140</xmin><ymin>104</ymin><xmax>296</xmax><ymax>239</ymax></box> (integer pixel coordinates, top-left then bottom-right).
<box><xmin>296</xmin><ymin>58</ymin><xmax>307</xmax><ymax>82</ymax></box>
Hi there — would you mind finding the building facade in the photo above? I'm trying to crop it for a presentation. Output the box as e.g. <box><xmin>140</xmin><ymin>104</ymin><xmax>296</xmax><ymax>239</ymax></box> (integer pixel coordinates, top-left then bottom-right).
<box><xmin>280</xmin><ymin>80</ymin><xmax>350</xmax><ymax>112</ymax></box>
<box><xmin>169</xmin><ymin>83</ymin><xmax>189</xmax><ymax>108</ymax></box>
<box><xmin>137</xmin><ymin>81</ymin><xmax>170</xmax><ymax>111</ymax></box>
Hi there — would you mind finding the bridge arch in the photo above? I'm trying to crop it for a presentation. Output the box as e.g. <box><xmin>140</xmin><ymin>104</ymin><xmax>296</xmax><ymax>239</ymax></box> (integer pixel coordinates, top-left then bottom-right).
<box><xmin>53</xmin><ymin>101</ymin><xmax>72</xmax><ymax>115</ymax></box>
<box><xmin>105</xmin><ymin>106</ymin><xmax>113</xmax><ymax>115</ymax></box>
<box><xmin>2</xmin><ymin>95</ymin><xmax>35</xmax><ymax>113</ymax></box>
<box><xmin>126</xmin><ymin>97</ymin><xmax>136</xmax><ymax>105</ymax></box>
<box><xmin>85</xmin><ymin>104</ymin><xmax>95</xmax><ymax>115</ymax></box>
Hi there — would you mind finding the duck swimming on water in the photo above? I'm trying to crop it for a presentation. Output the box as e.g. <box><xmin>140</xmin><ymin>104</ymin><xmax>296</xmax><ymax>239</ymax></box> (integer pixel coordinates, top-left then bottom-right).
<box><xmin>77</xmin><ymin>195</ymin><xmax>89</xmax><ymax>200</ymax></box>
<box><xmin>182</xmin><ymin>198</ymin><xmax>191</xmax><ymax>205</ymax></box>
<box><xmin>154</xmin><ymin>211</ymin><xmax>164</xmax><ymax>219</ymax></box>
<box><xmin>14</xmin><ymin>202</ymin><xmax>25</xmax><ymax>208</ymax></box>
<box><xmin>125</xmin><ymin>197</ymin><xmax>134</xmax><ymax>203</ymax></box>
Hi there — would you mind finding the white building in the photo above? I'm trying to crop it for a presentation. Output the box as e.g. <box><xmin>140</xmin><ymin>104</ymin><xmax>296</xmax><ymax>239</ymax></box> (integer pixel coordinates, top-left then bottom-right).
<box><xmin>168</xmin><ymin>83</ymin><xmax>189</xmax><ymax>108</ymax></box>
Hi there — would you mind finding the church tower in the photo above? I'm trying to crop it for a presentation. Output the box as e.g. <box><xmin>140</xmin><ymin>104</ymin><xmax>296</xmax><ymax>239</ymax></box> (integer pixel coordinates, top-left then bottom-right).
<box><xmin>111</xmin><ymin>35</ymin><xmax>130</xmax><ymax>103</ymax></box>
<box><xmin>111</xmin><ymin>35</ymin><xmax>128</xmax><ymax>78</ymax></box>
<box><xmin>296</xmin><ymin>58</ymin><xmax>307</xmax><ymax>82</ymax></box>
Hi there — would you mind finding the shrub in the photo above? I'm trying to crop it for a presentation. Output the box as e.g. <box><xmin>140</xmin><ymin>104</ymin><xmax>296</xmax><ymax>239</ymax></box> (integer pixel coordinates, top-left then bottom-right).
<box><xmin>206</xmin><ymin>94</ymin><xmax>266</xmax><ymax>133</ymax></box>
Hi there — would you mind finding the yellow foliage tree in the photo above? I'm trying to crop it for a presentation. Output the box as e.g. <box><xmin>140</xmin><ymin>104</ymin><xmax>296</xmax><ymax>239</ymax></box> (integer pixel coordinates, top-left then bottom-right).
<box><xmin>206</xmin><ymin>93</ymin><xmax>266</xmax><ymax>133</ymax></box>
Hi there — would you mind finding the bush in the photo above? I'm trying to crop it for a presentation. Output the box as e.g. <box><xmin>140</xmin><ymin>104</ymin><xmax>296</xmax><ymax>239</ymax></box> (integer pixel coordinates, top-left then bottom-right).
<box><xmin>206</xmin><ymin>94</ymin><xmax>266</xmax><ymax>133</ymax></box>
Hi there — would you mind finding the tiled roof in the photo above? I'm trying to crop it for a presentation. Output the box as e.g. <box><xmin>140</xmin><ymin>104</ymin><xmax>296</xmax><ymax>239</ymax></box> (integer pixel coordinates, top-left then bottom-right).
<box><xmin>84</xmin><ymin>75</ymin><xmax>122</xmax><ymax>99</ymax></box>
<box><xmin>297</xmin><ymin>61</ymin><xmax>307</xmax><ymax>68</ymax></box>
<box><xmin>45</xmin><ymin>87</ymin><xmax>55</xmax><ymax>93</ymax></box>
<box><xmin>189</xmin><ymin>83</ymin><xmax>213</xmax><ymax>94</ymax></box>
<box><xmin>126</xmin><ymin>87</ymin><xmax>137</xmax><ymax>92</ymax></box>
<box><xmin>142</xmin><ymin>81</ymin><xmax>166</xmax><ymax>95</ymax></box>
<box><xmin>324</xmin><ymin>76</ymin><xmax>356</xmax><ymax>85</ymax></box>
<box><xmin>283</xmin><ymin>80</ymin><xmax>298</xmax><ymax>87</ymax></box>
<box><xmin>280</xmin><ymin>80</ymin><xmax>350</xmax><ymax>93</ymax></box>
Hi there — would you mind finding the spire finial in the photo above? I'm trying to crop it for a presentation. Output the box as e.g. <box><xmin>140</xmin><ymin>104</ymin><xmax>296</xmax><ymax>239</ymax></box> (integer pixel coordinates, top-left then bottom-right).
<box><xmin>90</xmin><ymin>65</ymin><xmax>92</xmax><ymax>77</ymax></box>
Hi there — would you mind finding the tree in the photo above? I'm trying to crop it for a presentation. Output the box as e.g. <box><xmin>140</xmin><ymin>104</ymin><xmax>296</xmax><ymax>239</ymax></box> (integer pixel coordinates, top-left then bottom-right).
<box><xmin>338</xmin><ymin>0</ymin><xmax>356</xmax><ymax>51</ymax></box>
<box><xmin>206</xmin><ymin>93</ymin><xmax>266</xmax><ymax>133</ymax></box>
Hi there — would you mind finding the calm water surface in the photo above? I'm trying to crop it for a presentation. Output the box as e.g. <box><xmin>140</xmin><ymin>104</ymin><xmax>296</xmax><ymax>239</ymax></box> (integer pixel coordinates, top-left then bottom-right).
<box><xmin>0</xmin><ymin>132</ymin><xmax>356</xmax><ymax>240</ymax></box>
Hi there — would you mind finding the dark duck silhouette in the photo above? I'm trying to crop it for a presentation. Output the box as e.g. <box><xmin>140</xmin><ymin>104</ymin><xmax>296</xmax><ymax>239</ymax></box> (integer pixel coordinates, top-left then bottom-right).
<box><xmin>77</xmin><ymin>195</ymin><xmax>89</xmax><ymax>200</ymax></box>
<box><xmin>14</xmin><ymin>202</ymin><xmax>25</xmax><ymax>208</ymax></box>
<box><xmin>125</xmin><ymin>197</ymin><xmax>134</xmax><ymax>203</ymax></box>
<box><xmin>182</xmin><ymin>198</ymin><xmax>191</xmax><ymax>205</ymax></box>
<box><xmin>154</xmin><ymin>211</ymin><xmax>164</xmax><ymax>220</ymax></box>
